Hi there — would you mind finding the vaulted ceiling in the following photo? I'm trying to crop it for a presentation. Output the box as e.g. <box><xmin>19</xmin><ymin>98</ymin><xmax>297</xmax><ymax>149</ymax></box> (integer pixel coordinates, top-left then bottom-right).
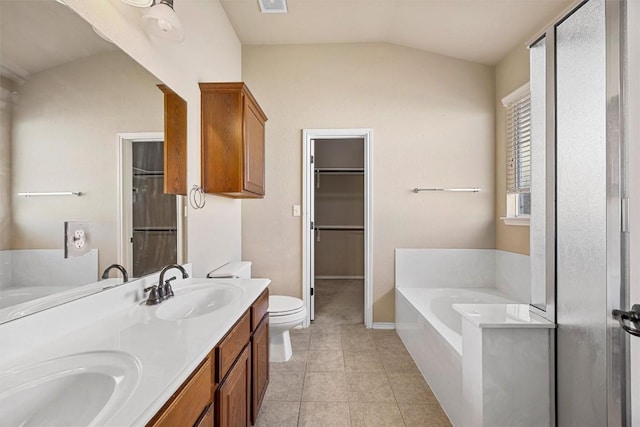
<box><xmin>0</xmin><ymin>0</ymin><xmax>115</xmax><ymax>82</ymax></box>
<box><xmin>220</xmin><ymin>0</ymin><xmax>574</xmax><ymax>65</ymax></box>
<box><xmin>0</xmin><ymin>0</ymin><xmax>575</xmax><ymax>84</ymax></box>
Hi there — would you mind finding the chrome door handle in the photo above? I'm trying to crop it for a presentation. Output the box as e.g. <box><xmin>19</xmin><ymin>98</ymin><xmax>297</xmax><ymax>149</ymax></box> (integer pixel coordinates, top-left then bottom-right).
<box><xmin>612</xmin><ymin>304</ymin><xmax>640</xmax><ymax>337</ymax></box>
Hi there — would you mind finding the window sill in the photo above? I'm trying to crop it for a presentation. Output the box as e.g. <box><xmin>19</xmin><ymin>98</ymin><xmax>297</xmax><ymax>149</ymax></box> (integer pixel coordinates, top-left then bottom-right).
<box><xmin>501</xmin><ymin>216</ymin><xmax>530</xmax><ymax>227</ymax></box>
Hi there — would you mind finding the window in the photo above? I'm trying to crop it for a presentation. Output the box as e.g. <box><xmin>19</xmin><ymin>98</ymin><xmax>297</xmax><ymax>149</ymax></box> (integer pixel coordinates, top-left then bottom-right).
<box><xmin>502</xmin><ymin>83</ymin><xmax>531</xmax><ymax>225</ymax></box>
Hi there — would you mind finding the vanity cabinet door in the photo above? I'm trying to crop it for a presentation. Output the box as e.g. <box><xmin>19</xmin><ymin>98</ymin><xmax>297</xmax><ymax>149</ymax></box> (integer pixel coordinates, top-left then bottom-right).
<box><xmin>251</xmin><ymin>315</ymin><xmax>269</xmax><ymax>425</ymax></box>
<box><xmin>216</xmin><ymin>345</ymin><xmax>251</xmax><ymax>427</ymax></box>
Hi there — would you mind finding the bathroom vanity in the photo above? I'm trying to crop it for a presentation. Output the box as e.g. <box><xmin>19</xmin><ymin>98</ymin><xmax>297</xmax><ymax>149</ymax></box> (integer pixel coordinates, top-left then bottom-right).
<box><xmin>0</xmin><ymin>268</ymin><xmax>270</xmax><ymax>427</ymax></box>
<box><xmin>148</xmin><ymin>288</ymin><xmax>269</xmax><ymax>427</ymax></box>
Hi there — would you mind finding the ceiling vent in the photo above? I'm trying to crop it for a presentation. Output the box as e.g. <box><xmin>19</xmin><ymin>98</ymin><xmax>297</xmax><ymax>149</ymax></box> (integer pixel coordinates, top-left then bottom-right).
<box><xmin>258</xmin><ymin>0</ymin><xmax>287</xmax><ymax>14</ymax></box>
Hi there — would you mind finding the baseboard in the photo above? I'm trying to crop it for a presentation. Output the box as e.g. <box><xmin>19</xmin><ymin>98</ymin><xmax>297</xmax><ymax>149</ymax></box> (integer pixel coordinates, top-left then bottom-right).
<box><xmin>314</xmin><ymin>275</ymin><xmax>365</xmax><ymax>280</ymax></box>
<box><xmin>372</xmin><ymin>322</ymin><xmax>395</xmax><ymax>330</ymax></box>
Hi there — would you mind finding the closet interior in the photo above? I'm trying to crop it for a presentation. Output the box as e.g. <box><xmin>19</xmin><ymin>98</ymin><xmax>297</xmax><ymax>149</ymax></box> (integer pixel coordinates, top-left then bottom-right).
<box><xmin>313</xmin><ymin>138</ymin><xmax>365</xmax><ymax>324</ymax></box>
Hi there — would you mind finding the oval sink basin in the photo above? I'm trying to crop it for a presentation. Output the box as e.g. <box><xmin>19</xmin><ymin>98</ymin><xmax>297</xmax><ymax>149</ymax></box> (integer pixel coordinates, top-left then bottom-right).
<box><xmin>156</xmin><ymin>283</ymin><xmax>244</xmax><ymax>321</ymax></box>
<box><xmin>0</xmin><ymin>351</ymin><xmax>141</xmax><ymax>427</ymax></box>
<box><xmin>2</xmin><ymin>285</ymin><xmax>103</xmax><ymax>322</ymax></box>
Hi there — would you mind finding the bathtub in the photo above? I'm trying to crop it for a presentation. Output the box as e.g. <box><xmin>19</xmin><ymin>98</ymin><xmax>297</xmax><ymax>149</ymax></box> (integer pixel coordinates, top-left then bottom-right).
<box><xmin>395</xmin><ymin>287</ymin><xmax>516</xmax><ymax>426</ymax></box>
<box><xmin>398</xmin><ymin>287</ymin><xmax>515</xmax><ymax>355</ymax></box>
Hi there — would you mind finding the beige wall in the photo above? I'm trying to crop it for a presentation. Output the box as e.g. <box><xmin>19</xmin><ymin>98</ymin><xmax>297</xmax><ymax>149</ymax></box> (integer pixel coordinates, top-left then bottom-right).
<box><xmin>10</xmin><ymin>51</ymin><xmax>162</xmax><ymax>271</ymax></box>
<box><xmin>495</xmin><ymin>44</ymin><xmax>531</xmax><ymax>255</ymax></box>
<box><xmin>67</xmin><ymin>0</ymin><xmax>243</xmax><ymax>276</ymax></box>
<box><xmin>242</xmin><ymin>43</ymin><xmax>496</xmax><ymax>322</ymax></box>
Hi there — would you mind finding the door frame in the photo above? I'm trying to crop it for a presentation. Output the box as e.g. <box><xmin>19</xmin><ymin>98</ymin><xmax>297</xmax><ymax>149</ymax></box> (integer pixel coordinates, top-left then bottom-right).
<box><xmin>302</xmin><ymin>129</ymin><xmax>373</xmax><ymax>328</ymax></box>
<box><xmin>626</xmin><ymin>0</ymin><xmax>640</xmax><ymax>422</ymax></box>
<box><xmin>606</xmin><ymin>1</ymin><xmax>635</xmax><ymax>424</ymax></box>
<box><xmin>116</xmin><ymin>132</ymin><xmax>185</xmax><ymax>274</ymax></box>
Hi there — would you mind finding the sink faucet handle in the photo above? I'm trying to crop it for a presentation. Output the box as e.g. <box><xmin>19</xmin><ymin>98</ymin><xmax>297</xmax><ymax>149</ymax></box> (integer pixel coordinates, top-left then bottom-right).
<box><xmin>144</xmin><ymin>285</ymin><xmax>162</xmax><ymax>305</ymax></box>
<box><xmin>163</xmin><ymin>277</ymin><xmax>176</xmax><ymax>299</ymax></box>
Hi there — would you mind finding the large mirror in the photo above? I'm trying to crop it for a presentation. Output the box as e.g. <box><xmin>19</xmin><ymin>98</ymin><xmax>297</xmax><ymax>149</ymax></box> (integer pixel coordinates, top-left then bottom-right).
<box><xmin>0</xmin><ymin>0</ymin><xmax>184</xmax><ymax>324</ymax></box>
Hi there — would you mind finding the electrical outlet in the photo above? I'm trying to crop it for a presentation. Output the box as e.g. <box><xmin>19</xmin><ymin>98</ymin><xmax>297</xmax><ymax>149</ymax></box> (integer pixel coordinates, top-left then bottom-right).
<box><xmin>65</xmin><ymin>221</ymin><xmax>91</xmax><ymax>258</ymax></box>
<box><xmin>292</xmin><ymin>205</ymin><xmax>301</xmax><ymax>217</ymax></box>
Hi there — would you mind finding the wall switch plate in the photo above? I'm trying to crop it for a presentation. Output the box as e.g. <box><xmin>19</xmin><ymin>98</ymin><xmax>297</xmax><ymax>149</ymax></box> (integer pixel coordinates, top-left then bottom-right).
<box><xmin>292</xmin><ymin>205</ymin><xmax>301</xmax><ymax>217</ymax></box>
<box><xmin>64</xmin><ymin>221</ymin><xmax>91</xmax><ymax>258</ymax></box>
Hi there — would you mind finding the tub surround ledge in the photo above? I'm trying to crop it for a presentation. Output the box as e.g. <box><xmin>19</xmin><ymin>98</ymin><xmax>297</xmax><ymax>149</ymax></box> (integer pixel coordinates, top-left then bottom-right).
<box><xmin>453</xmin><ymin>303</ymin><xmax>556</xmax><ymax>329</ymax></box>
<box><xmin>459</xmin><ymin>304</ymin><xmax>555</xmax><ymax>427</ymax></box>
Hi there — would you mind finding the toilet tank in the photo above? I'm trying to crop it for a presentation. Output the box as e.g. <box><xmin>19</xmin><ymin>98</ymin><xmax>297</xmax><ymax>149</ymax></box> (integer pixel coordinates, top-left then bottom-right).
<box><xmin>207</xmin><ymin>261</ymin><xmax>252</xmax><ymax>279</ymax></box>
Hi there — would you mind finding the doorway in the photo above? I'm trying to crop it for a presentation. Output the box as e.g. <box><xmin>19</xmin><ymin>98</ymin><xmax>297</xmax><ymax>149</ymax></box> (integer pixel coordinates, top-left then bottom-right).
<box><xmin>302</xmin><ymin>129</ymin><xmax>373</xmax><ymax>328</ymax></box>
<box><xmin>117</xmin><ymin>132</ymin><xmax>185</xmax><ymax>277</ymax></box>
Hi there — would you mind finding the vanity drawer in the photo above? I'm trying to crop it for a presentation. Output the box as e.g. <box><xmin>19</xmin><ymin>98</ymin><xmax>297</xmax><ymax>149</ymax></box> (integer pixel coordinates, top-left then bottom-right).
<box><xmin>149</xmin><ymin>356</ymin><xmax>212</xmax><ymax>427</ymax></box>
<box><xmin>251</xmin><ymin>288</ymin><xmax>269</xmax><ymax>330</ymax></box>
<box><xmin>195</xmin><ymin>403</ymin><xmax>214</xmax><ymax>427</ymax></box>
<box><xmin>216</xmin><ymin>310</ymin><xmax>251</xmax><ymax>382</ymax></box>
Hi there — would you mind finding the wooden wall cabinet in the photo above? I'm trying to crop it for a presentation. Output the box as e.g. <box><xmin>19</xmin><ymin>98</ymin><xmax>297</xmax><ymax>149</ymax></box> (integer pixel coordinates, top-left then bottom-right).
<box><xmin>148</xmin><ymin>289</ymin><xmax>270</xmax><ymax>427</ymax></box>
<box><xmin>157</xmin><ymin>85</ymin><xmax>187</xmax><ymax>196</ymax></box>
<box><xmin>199</xmin><ymin>83</ymin><xmax>267</xmax><ymax>198</ymax></box>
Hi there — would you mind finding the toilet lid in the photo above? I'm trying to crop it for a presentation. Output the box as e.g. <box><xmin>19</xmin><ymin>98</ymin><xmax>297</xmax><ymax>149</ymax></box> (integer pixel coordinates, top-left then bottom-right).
<box><xmin>269</xmin><ymin>295</ymin><xmax>304</xmax><ymax>315</ymax></box>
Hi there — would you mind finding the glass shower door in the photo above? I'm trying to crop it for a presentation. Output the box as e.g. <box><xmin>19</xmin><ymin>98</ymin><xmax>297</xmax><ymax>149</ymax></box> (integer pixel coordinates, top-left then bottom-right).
<box><xmin>555</xmin><ymin>0</ymin><xmax>608</xmax><ymax>424</ymax></box>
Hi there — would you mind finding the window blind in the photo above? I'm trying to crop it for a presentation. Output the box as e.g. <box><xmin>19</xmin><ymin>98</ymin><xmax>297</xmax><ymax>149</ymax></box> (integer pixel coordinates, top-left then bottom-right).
<box><xmin>503</xmin><ymin>85</ymin><xmax>531</xmax><ymax>194</ymax></box>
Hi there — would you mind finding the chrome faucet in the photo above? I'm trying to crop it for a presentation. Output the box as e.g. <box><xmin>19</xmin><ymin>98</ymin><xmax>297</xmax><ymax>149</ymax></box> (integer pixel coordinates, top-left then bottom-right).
<box><xmin>101</xmin><ymin>264</ymin><xmax>129</xmax><ymax>282</ymax></box>
<box><xmin>145</xmin><ymin>264</ymin><xmax>189</xmax><ymax>306</ymax></box>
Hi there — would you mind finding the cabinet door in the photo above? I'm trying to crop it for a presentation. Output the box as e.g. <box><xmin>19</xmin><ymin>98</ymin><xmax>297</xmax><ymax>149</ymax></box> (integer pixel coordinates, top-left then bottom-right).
<box><xmin>243</xmin><ymin>98</ymin><xmax>265</xmax><ymax>196</ymax></box>
<box><xmin>216</xmin><ymin>345</ymin><xmax>251</xmax><ymax>427</ymax></box>
<box><xmin>251</xmin><ymin>315</ymin><xmax>269</xmax><ymax>424</ymax></box>
<box><xmin>158</xmin><ymin>85</ymin><xmax>187</xmax><ymax>195</ymax></box>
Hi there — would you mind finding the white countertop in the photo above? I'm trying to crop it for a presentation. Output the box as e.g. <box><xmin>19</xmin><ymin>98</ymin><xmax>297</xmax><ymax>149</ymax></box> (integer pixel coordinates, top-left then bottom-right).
<box><xmin>0</xmin><ymin>274</ymin><xmax>270</xmax><ymax>427</ymax></box>
<box><xmin>452</xmin><ymin>303</ymin><xmax>556</xmax><ymax>329</ymax></box>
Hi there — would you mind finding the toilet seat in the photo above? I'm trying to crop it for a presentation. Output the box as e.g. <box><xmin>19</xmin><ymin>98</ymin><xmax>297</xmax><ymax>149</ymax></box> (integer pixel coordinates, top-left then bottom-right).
<box><xmin>269</xmin><ymin>296</ymin><xmax>304</xmax><ymax>316</ymax></box>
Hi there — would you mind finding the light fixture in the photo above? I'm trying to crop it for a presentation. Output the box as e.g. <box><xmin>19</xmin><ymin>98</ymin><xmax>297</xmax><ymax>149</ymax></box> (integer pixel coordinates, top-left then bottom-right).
<box><xmin>92</xmin><ymin>26</ymin><xmax>113</xmax><ymax>43</ymax></box>
<box><xmin>258</xmin><ymin>0</ymin><xmax>288</xmax><ymax>14</ymax></box>
<box><xmin>120</xmin><ymin>0</ymin><xmax>153</xmax><ymax>6</ymax></box>
<box><xmin>142</xmin><ymin>0</ymin><xmax>184</xmax><ymax>42</ymax></box>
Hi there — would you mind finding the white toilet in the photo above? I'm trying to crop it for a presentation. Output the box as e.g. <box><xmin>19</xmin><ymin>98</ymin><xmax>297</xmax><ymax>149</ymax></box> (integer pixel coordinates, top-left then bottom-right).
<box><xmin>268</xmin><ymin>295</ymin><xmax>306</xmax><ymax>362</ymax></box>
<box><xmin>208</xmin><ymin>261</ymin><xmax>306</xmax><ymax>363</ymax></box>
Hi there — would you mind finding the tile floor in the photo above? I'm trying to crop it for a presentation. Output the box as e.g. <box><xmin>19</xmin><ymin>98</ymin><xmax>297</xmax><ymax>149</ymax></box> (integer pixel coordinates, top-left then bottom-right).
<box><xmin>256</xmin><ymin>314</ymin><xmax>452</xmax><ymax>425</ymax></box>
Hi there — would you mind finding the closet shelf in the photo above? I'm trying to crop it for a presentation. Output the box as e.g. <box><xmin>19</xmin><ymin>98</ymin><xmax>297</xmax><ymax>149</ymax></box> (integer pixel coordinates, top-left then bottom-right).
<box><xmin>315</xmin><ymin>225</ymin><xmax>364</xmax><ymax>231</ymax></box>
<box><xmin>315</xmin><ymin>168</ymin><xmax>364</xmax><ymax>175</ymax></box>
<box><xmin>134</xmin><ymin>173</ymin><xmax>165</xmax><ymax>178</ymax></box>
